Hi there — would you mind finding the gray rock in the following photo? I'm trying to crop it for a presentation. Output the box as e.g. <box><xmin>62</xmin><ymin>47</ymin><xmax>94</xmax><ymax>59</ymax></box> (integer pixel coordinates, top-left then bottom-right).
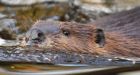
<box><xmin>0</xmin><ymin>13</ymin><xmax>7</xmax><ymax>19</ymax></box>
<box><xmin>0</xmin><ymin>19</ymin><xmax>18</xmax><ymax>39</ymax></box>
<box><xmin>74</xmin><ymin>0</ymin><xmax>140</xmax><ymax>19</ymax></box>
<box><xmin>0</xmin><ymin>19</ymin><xmax>17</xmax><ymax>33</ymax></box>
<box><xmin>0</xmin><ymin>46</ymin><xmax>136</xmax><ymax>65</ymax></box>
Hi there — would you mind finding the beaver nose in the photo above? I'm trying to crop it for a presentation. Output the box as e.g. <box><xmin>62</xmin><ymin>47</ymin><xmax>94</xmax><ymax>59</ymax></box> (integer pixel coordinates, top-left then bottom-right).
<box><xmin>26</xmin><ymin>30</ymin><xmax>45</xmax><ymax>46</ymax></box>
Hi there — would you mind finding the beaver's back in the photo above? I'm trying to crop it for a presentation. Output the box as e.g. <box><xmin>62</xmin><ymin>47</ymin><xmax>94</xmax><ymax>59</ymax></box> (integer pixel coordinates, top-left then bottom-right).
<box><xmin>94</xmin><ymin>7</ymin><xmax>140</xmax><ymax>41</ymax></box>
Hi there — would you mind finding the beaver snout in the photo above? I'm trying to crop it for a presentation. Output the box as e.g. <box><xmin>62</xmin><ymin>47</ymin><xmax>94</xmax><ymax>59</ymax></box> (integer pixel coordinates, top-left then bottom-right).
<box><xmin>26</xmin><ymin>29</ymin><xmax>46</xmax><ymax>46</ymax></box>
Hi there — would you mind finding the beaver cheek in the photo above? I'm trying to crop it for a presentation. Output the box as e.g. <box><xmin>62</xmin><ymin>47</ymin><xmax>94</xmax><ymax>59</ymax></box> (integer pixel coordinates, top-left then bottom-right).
<box><xmin>38</xmin><ymin>37</ymin><xmax>54</xmax><ymax>48</ymax></box>
<box><xmin>25</xmin><ymin>40</ymin><xmax>38</xmax><ymax>47</ymax></box>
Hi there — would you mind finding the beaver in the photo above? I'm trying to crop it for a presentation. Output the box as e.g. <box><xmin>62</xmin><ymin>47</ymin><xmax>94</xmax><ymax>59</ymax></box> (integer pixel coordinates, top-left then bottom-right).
<box><xmin>22</xmin><ymin>7</ymin><xmax>140</xmax><ymax>57</ymax></box>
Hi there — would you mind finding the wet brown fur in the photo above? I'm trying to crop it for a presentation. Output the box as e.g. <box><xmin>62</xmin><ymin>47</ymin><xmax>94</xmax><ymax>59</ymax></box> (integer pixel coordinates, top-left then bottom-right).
<box><xmin>25</xmin><ymin>7</ymin><xmax>140</xmax><ymax>57</ymax></box>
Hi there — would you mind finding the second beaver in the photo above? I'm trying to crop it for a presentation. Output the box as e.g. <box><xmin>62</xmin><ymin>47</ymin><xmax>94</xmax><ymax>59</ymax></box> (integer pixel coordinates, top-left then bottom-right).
<box><xmin>23</xmin><ymin>7</ymin><xmax>140</xmax><ymax>57</ymax></box>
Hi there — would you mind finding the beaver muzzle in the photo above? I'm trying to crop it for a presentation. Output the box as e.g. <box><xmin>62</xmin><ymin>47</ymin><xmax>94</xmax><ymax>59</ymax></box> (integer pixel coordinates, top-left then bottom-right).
<box><xmin>26</xmin><ymin>29</ymin><xmax>46</xmax><ymax>47</ymax></box>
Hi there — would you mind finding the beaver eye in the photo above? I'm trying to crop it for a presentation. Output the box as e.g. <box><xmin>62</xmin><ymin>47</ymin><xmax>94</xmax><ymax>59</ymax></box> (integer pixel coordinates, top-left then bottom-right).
<box><xmin>62</xmin><ymin>30</ymin><xmax>70</xmax><ymax>36</ymax></box>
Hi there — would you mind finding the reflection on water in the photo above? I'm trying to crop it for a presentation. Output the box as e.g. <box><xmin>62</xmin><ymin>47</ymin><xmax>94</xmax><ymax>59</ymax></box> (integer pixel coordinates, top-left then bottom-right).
<box><xmin>0</xmin><ymin>62</ymin><xmax>89</xmax><ymax>72</ymax></box>
<box><xmin>0</xmin><ymin>62</ymin><xmax>116</xmax><ymax>75</ymax></box>
<box><xmin>0</xmin><ymin>62</ymin><xmax>140</xmax><ymax>75</ymax></box>
<box><xmin>0</xmin><ymin>62</ymin><xmax>94</xmax><ymax>75</ymax></box>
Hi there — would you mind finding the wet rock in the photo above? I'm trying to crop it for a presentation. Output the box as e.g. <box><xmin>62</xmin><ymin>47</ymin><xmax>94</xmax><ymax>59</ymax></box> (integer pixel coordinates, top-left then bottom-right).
<box><xmin>77</xmin><ymin>0</ymin><xmax>113</xmax><ymax>13</ymax></box>
<box><xmin>0</xmin><ymin>38</ymin><xmax>5</xmax><ymax>45</ymax></box>
<box><xmin>0</xmin><ymin>46</ymin><xmax>137</xmax><ymax>65</ymax></box>
<box><xmin>73</xmin><ymin>0</ymin><xmax>114</xmax><ymax>19</ymax></box>
<box><xmin>0</xmin><ymin>13</ymin><xmax>7</xmax><ymax>19</ymax></box>
<box><xmin>74</xmin><ymin>0</ymin><xmax>140</xmax><ymax>19</ymax></box>
<box><xmin>113</xmin><ymin>0</ymin><xmax>140</xmax><ymax>11</ymax></box>
<box><xmin>0</xmin><ymin>40</ymin><xmax>18</xmax><ymax>46</ymax></box>
<box><xmin>0</xmin><ymin>2</ymin><xmax>92</xmax><ymax>33</ymax></box>
<box><xmin>0</xmin><ymin>19</ymin><xmax>18</xmax><ymax>40</ymax></box>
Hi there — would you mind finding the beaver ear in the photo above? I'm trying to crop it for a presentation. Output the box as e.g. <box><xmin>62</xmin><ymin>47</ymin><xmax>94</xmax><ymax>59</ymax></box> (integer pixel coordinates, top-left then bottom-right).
<box><xmin>94</xmin><ymin>29</ymin><xmax>105</xmax><ymax>48</ymax></box>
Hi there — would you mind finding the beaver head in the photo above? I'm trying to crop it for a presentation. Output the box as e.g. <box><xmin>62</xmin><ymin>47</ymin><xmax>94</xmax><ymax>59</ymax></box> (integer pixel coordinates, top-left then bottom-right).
<box><xmin>24</xmin><ymin>20</ymin><xmax>105</xmax><ymax>54</ymax></box>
